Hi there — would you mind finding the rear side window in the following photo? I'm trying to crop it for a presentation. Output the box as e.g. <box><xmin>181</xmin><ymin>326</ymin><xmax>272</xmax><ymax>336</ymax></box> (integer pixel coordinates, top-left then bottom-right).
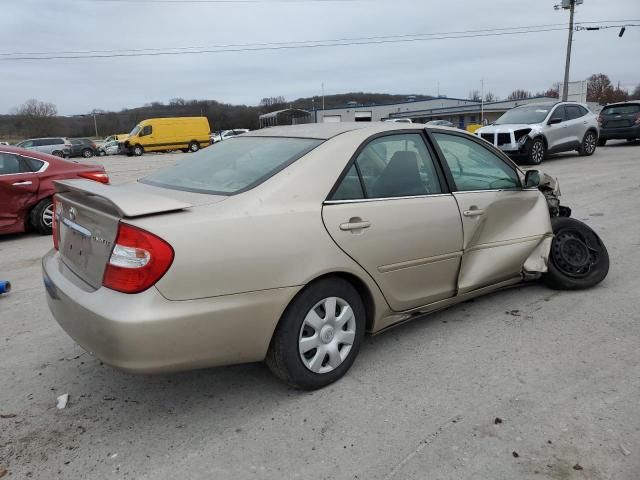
<box><xmin>566</xmin><ymin>105</ymin><xmax>585</xmax><ymax>120</ymax></box>
<box><xmin>332</xmin><ymin>165</ymin><xmax>364</xmax><ymax>200</ymax></box>
<box><xmin>141</xmin><ymin>137</ymin><xmax>322</xmax><ymax>195</ymax></box>
<box><xmin>0</xmin><ymin>153</ymin><xmax>27</xmax><ymax>175</ymax></box>
<box><xmin>24</xmin><ymin>157</ymin><xmax>45</xmax><ymax>171</ymax></box>
<box><xmin>602</xmin><ymin>104</ymin><xmax>640</xmax><ymax>115</ymax></box>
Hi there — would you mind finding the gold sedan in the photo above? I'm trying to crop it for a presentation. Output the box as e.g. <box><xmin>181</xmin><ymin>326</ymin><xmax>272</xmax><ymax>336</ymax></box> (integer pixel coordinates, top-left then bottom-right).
<box><xmin>43</xmin><ymin>122</ymin><xmax>609</xmax><ymax>389</ymax></box>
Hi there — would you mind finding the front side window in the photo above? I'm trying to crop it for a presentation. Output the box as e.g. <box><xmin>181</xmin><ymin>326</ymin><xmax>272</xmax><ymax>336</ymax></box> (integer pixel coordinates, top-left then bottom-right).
<box><xmin>433</xmin><ymin>133</ymin><xmax>520</xmax><ymax>191</ymax></box>
<box><xmin>551</xmin><ymin>106</ymin><xmax>568</xmax><ymax>122</ymax></box>
<box><xmin>141</xmin><ymin>137</ymin><xmax>322</xmax><ymax>195</ymax></box>
<box><xmin>141</xmin><ymin>125</ymin><xmax>152</xmax><ymax>136</ymax></box>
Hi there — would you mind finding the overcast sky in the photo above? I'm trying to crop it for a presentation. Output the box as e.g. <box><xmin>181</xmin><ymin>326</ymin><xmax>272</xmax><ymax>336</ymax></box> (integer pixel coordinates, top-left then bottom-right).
<box><xmin>2</xmin><ymin>0</ymin><xmax>639</xmax><ymax>115</ymax></box>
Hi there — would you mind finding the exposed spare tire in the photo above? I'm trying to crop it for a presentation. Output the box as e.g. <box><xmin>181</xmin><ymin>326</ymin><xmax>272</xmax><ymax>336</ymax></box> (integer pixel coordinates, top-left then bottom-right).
<box><xmin>543</xmin><ymin>217</ymin><xmax>609</xmax><ymax>290</ymax></box>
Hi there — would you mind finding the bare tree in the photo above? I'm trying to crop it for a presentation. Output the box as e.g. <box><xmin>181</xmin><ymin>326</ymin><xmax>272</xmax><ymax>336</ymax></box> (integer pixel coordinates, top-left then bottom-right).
<box><xmin>631</xmin><ymin>84</ymin><xmax>640</xmax><ymax>100</ymax></box>
<box><xmin>468</xmin><ymin>90</ymin><xmax>481</xmax><ymax>101</ymax></box>
<box><xmin>260</xmin><ymin>96</ymin><xmax>287</xmax><ymax>109</ymax></box>
<box><xmin>13</xmin><ymin>99</ymin><xmax>58</xmax><ymax>137</ymax></box>
<box><xmin>587</xmin><ymin>74</ymin><xmax>629</xmax><ymax>104</ymax></box>
<box><xmin>484</xmin><ymin>91</ymin><xmax>497</xmax><ymax>103</ymax></box>
<box><xmin>507</xmin><ymin>89</ymin><xmax>532</xmax><ymax>101</ymax></box>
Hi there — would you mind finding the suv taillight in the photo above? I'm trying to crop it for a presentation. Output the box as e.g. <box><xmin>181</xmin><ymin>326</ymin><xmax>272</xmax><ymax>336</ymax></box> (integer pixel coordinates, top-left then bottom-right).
<box><xmin>102</xmin><ymin>223</ymin><xmax>174</xmax><ymax>294</ymax></box>
<box><xmin>635</xmin><ymin>113</ymin><xmax>640</xmax><ymax>125</ymax></box>
<box><xmin>597</xmin><ymin>115</ymin><xmax>603</xmax><ymax>126</ymax></box>
<box><xmin>52</xmin><ymin>196</ymin><xmax>59</xmax><ymax>251</ymax></box>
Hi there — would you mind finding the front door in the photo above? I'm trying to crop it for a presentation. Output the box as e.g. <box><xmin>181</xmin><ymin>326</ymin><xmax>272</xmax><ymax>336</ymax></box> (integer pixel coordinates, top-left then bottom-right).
<box><xmin>0</xmin><ymin>153</ymin><xmax>39</xmax><ymax>232</ymax></box>
<box><xmin>322</xmin><ymin>132</ymin><xmax>464</xmax><ymax>311</ymax></box>
<box><xmin>430</xmin><ymin>131</ymin><xmax>552</xmax><ymax>294</ymax></box>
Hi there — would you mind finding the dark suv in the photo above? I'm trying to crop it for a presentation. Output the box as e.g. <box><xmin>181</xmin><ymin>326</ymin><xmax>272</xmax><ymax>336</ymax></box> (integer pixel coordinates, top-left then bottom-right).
<box><xmin>598</xmin><ymin>102</ymin><xmax>640</xmax><ymax>145</ymax></box>
<box><xmin>69</xmin><ymin>138</ymin><xmax>98</xmax><ymax>158</ymax></box>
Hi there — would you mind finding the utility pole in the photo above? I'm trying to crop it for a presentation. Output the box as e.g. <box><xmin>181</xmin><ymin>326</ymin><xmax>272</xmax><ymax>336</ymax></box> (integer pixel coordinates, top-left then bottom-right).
<box><xmin>480</xmin><ymin>79</ymin><xmax>484</xmax><ymax>125</ymax></box>
<box><xmin>93</xmin><ymin>112</ymin><xmax>98</xmax><ymax>137</ymax></box>
<box><xmin>557</xmin><ymin>0</ymin><xmax>580</xmax><ymax>101</ymax></box>
<box><xmin>321</xmin><ymin>82</ymin><xmax>325</xmax><ymax>112</ymax></box>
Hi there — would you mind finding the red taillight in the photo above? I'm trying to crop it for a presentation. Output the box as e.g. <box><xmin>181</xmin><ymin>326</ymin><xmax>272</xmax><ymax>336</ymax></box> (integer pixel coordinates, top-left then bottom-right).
<box><xmin>635</xmin><ymin>113</ymin><xmax>640</xmax><ymax>125</ymax></box>
<box><xmin>52</xmin><ymin>196</ymin><xmax>59</xmax><ymax>251</ymax></box>
<box><xmin>79</xmin><ymin>171</ymin><xmax>110</xmax><ymax>184</ymax></box>
<box><xmin>102</xmin><ymin>223</ymin><xmax>174</xmax><ymax>294</ymax></box>
<box><xmin>597</xmin><ymin>115</ymin><xmax>603</xmax><ymax>126</ymax></box>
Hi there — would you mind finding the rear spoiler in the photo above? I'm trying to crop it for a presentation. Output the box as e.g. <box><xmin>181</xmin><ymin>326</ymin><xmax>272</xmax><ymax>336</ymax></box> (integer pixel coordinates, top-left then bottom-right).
<box><xmin>54</xmin><ymin>179</ymin><xmax>192</xmax><ymax>218</ymax></box>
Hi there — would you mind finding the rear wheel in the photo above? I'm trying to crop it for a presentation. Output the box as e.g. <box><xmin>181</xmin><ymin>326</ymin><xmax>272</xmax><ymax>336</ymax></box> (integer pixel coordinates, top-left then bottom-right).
<box><xmin>52</xmin><ymin>150</ymin><xmax>64</xmax><ymax>158</ymax></box>
<box><xmin>29</xmin><ymin>198</ymin><xmax>54</xmax><ymax>235</ymax></box>
<box><xmin>81</xmin><ymin>148</ymin><xmax>94</xmax><ymax>158</ymax></box>
<box><xmin>188</xmin><ymin>141</ymin><xmax>200</xmax><ymax>153</ymax></box>
<box><xmin>543</xmin><ymin>217</ymin><xmax>609</xmax><ymax>290</ymax></box>
<box><xmin>526</xmin><ymin>138</ymin><xmax>545</xmax><ymax>165</ymax></box>
<box><xmin>133</xmin><ymin>145</ymin><xmax>144</xmax><ymax>156</ymax></box>
<box><xmin>266</xmin><ymin>277</ymin><xmax>365</xmax><ymax>390</ymax></box>
<box><xmin>578</xmin><ymin>131</ymin><xmax>597</xmax><ymax>156</ymax></box>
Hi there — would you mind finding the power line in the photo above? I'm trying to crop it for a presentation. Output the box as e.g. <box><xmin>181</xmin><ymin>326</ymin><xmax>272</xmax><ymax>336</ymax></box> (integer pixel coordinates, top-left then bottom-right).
<box><xmin>0</xmin><ymin>26</ymin><xmax>602</xmax><ymax>61</ymax></box>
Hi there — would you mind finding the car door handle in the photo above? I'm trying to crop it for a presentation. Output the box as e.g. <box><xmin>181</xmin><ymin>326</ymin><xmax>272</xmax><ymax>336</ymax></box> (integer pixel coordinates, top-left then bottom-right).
<box><xmin>340</xmin><ymin>220</ymin><xmax>371</xmax><ymax>231</ymax></box>
<box><xmin>12</xmin><ymin>181</ymin><xmax>32</xmax><ymax>186</ymax></box>
<box><xmin>463</xmin><ymin>209</ymin><xmax>485</xmax><ymax>217</ymax></box>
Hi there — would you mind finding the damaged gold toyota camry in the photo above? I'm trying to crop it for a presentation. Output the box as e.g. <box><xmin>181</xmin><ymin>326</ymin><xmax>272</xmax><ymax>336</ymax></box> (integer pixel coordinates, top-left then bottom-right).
<box><xmin>42</xmin><ymin>123</ymin><xmax>609</xmax><ymax>390</ymax></box>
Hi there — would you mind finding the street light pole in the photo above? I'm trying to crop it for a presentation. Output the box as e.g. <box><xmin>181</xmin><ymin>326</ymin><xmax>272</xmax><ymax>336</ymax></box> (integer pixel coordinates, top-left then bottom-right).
<box><xmin>561</xmin><ymin>0</ymin><xmax>576</xmax><ymax>101</ymax></box>
<box><xmin>93</xmin><ymin>112</ymin><xmax>99</xmax><ymax>137</ymax></box>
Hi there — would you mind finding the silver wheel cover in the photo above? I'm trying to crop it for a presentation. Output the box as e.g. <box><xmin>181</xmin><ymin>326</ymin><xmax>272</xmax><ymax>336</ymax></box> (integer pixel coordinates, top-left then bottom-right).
<box><xmin>42</xmin><ymin>203</ymin><xmax>54</xmax><ymax>228</ymax></box>
<box><xmin>298</xmin><ymin>297</ymin><xmax>357</xmax><ymax>374</ymax></box>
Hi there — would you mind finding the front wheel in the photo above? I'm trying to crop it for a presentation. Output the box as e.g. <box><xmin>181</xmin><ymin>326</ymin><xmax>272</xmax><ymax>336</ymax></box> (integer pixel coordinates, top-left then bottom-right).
<box><xmin>526</xmin><ymin>138</ymin><xmax>545</xmax><ymax>165</ymax></box>
<box><xmin>132</xmin><ymin>145</ymin><xmax>144</xmax><ymax>156</ymax></box>
<box><xmin>266</xmin><ymin>277</ymin><xmax>365</xmax><ymax>390</ymax></box>
<box><xmin>579</xmin><ymin>131</ymin><xmax>597</xmax><ymax>156</ymax></box>
<box><xmin>29</xmin><ymin>198</ymin><xmax>54</xmax><ymax>235</ymax></box>
<box><xmin>543</xmin><ymin>217</ymin><xmax>609</xmax><ymax>290</ymax></box>
<box><xmin>82</xmin><ymin>148</ymin><xmax>94</xmax><ymax>158</ymax></box>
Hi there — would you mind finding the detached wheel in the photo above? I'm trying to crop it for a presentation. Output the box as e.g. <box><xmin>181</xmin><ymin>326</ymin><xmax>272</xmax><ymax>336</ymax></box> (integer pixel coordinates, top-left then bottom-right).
<box><xmin>81</xmin><ymin>148</ymin><xmax>94</xmax><ymax>158</ymax></box>
<box><xmin>133</xmin><ymin>145</ymin><xmax>144</xmax><ymax>156</ymax></box>
<box><xmin>579</xmin><ymin>131</ymin><xmax>597</xmax><ymax>156</ymax></box>
<box><xmin>526</xmin><ymin>138</ymin><xmax>545</xmax><ymax>165</ymax></box>
<box><xmin>188</xmin><ymin>141</ymin><xmax>200</xmax><ymax>153</ymax></box>
<box><xmin>598</xmin><ymin>138</ymin><xmax>607</xmax><ymax>146</ymax></box>
<box><xmin>30</xmin><ymin>198</ymin><xmax>54</xmax><ymax>235</ymax></box>
<box><xmin>266</xmin><ymin>277</ymin><xmax>365</xmax><ymax>390</ymax></box>
<box><xmin>543</xmin><ymin>217</ymin><xmax>609</xmax><ymax>290</ymax></box>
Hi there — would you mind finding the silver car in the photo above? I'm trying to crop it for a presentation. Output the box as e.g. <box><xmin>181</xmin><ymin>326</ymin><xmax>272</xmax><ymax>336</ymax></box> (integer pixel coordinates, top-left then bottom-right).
<box><xmin>15</xmin><ymin>137</ymin><xmax>72</xmax><ymax>158</ymax></box>
<box><xmin>476</xmin><ymin>102</ymin><xmax>599</xmax><ymax>164</ymax></box>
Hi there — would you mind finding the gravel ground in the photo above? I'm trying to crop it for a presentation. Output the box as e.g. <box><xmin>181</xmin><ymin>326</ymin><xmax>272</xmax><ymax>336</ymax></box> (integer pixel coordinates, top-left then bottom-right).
<box><xmin>1</xmin><ymin>142</ymin><xmax>639</xmax><ymax>479</ymax></box>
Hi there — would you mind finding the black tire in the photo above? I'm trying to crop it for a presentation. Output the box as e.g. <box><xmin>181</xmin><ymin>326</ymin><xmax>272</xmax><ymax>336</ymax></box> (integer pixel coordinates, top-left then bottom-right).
<box><xmin>29</xmin><ymin>198</ymin><xmax>54</xmax><ymax>235</ymax></box>
<box><xmin>52</xmin><ymin>150</ymin><xmax>64</xmax><ymax>158</ymax></box>
<box><xmin>132</xmin><ymin>145</ymin><xmax>144</xmax><ymax>156</ymax></box>
<box><xmin>266</xmin><ymin>277</ymin><xmax>366</xmax><ymax>390</ymax></box>
<box><xmin>188</xmin><ymin>141</ymin><xmax>200</xmax><ymax>153</ymax></box>
<box><xmin>81</xmin><ymin>148</ymin><xmax>94</xmax><ymax>158</ymax></box>
<box><xmin>578</xmin><ymin>130</ymin><xmax>597</xmax><ymax>156</ymax></box>
<box><xmin>543</xmin><ymin>217</ymin><xmax>609</xmax><ymax>290</ymax></box>
<box><xmin>181</xmin><ymin>148</ymin><xmax>189</xmax><ymax>153</ymax></box>
<box><xmin>598</xmin><ymin>138</ymin><xmax>607</xmax><ymax>146</ymax></box>
<box><xmin>525</xmin><ymin>138</ymin><xmax>545</xmax><ymax>165</ymax></box>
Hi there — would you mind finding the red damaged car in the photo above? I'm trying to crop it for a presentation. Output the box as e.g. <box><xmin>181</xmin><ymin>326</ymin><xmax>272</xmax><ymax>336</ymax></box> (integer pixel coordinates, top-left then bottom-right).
<box><xmin>0</xmin><ymin>146</ymin><xmax>109</xmax><ymax>235</ymax></box>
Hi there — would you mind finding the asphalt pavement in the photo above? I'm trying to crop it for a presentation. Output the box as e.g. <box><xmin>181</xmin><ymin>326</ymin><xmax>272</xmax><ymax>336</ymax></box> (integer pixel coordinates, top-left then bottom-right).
<box><xmin>1</xmin><ymin>143</ymin><xmax>639</xmax><ymax>479</ymax></box>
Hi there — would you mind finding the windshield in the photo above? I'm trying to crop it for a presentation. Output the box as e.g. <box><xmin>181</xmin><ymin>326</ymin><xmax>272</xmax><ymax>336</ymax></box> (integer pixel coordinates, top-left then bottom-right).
<box><xmin>140</xmin><ymin>137</ymin><xmax>323</xmax><ymax>195</ymax></box>
<box><xmin>129</xmin><ymin>125</ymin><xmax>141</xmax><ymax>137</ymax></box>
<box><xmin>495</xmin><ymin>105</ymin><xmax>552</xmax><ymax>125</ymax></box>
<box><xmin>601</xmin><ymin>104</ymin><xmax>640</xmax><ymax>115</ymax></box>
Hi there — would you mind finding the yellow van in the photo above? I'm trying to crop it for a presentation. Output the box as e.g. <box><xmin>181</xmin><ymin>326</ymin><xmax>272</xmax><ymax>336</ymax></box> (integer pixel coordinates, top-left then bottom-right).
<box><xmin>124</xmin><ymin>117</ymin><xmax>210</xmax><ymax>156</ymax></box>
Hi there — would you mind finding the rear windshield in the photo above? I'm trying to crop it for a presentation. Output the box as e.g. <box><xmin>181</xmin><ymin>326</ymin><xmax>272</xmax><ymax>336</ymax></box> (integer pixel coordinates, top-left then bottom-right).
<box><xmin>140</xmin><ymin>137</ymin><xmax>323</xmax><ymax>195</ymax></box>
<box><xmin>494</xmin><ymin>105</ymin><xmax>553</xmax><ymax>125</ymax></box>
<box><xmin>601</xmin><ymin>104</ymin><xmax>640</xmax><ymax>115</ymax></box>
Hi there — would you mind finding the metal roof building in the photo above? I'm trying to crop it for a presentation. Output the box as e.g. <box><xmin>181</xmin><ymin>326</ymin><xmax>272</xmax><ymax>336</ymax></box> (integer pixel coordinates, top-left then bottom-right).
<box><xmin>259</xmin><ymin>108</ymin><xmax>312</xmax><ymax>128</ymax></box>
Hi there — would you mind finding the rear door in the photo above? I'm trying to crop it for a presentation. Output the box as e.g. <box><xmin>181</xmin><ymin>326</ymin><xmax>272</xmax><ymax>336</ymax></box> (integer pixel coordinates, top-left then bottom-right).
<box><xmin>565</xmin><ymin>105</ymin><xmax>588</xmax><ymax>144</ymax></box>
<box><xmin>322</xmin><ymin>132</ymin><xmax>463</xmax><ymax>311</ymax></box>
<box><xmin>0</xmin><ymin>153</ymin><xmax>39</xmax><ymax>232</ymax></box>
<box><xmin>430</xmin><ymin>131</ymin><xmax>552</xmax><ymax>294</ymax></box>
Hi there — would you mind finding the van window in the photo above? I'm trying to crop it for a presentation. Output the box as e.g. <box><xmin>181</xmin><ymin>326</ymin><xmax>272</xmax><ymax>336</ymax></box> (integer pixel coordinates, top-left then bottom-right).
<box><xmin>141</xmin><ymin>137</ymin><xmax>322</xmax><ymax>195</ymax></box>
<box><xmin>141</xmin><ymin>125</ymin><xmax>152</xmax><ymax>136</ymax></box>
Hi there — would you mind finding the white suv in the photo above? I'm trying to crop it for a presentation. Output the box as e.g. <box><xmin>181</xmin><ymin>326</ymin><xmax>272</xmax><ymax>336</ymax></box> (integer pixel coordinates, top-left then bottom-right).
<box><xmin>476</xmin><ymin>102</ymin><xmax>599</xmax><ymax>164</ymax></box>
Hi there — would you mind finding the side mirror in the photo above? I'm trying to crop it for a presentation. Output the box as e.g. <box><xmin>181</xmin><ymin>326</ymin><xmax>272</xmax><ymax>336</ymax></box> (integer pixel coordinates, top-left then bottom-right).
<box><xmin>548</xmin><ymin>117</ymin><xmax>563</xmax><ymax>125</ymax></box>
<box><xmin>525</xmin><ymin>170</ymin><xmax>541</xmax><ymax>188</ymax></box>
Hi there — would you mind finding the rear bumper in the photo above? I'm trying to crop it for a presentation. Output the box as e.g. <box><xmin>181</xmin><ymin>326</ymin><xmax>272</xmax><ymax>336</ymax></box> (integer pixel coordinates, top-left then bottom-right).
<box><xmin>42</xmin><ymin>250</ymin><xmax>298</xmax><ymax>373</ymax></box>
<box><xmin>599</xmin><ymin>125</ymin><xmax>640</xmax><ymax>140</ymax></box>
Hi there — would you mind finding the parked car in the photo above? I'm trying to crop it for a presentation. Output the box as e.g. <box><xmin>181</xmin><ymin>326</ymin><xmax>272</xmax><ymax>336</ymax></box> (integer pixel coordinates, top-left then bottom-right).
<box><xmin>124</xmin><ymin>117</ymin><xmax>210</xmax><ymax>156</ymax></box>
<box><xmin>597</xmin><ymin>101</ymin><xmax>640</xmax><ymax>145</ymax></box>
<box><xmin>98</xmin><ymin>140</ymin><xmax>120</xmax><ymax>156</ymax></box>
<box><xmin>0</xmin><ymin>141</ymin><xmax>9</xmax><ymax>146</ymax></box>
<box><xmin>211</xmin><ymin>129</ymin><xmax>251</xmax><ymax>144</ymax></box>
<box><xmin>44</xmin><ymin>123</ymin><xmax>608</xmax><ymax>390</ymax></box>
<box><xmin>427</xmin><ymin>120</ymin><xmax>455</xmax><ymax>127</ymax></box>
<box><xmin>475</xmin><ymin>102</ymin><xmax>599</xmax><ymax>164</ymax></box>
<box><xmin>15</xmin><ymin>137</ymin><xmax>72</xmax><ymax>158</ymax></box>
<box><xmin>0</xmin><ymin>146</ymin><xmax>109</xmax><ymax>235</ymax></box>
<box><xmin>69</xmin><ymin>138</ymin><xmax>98</xmax><ymax>158</ymax></box>
<box><xmin>383</xmin><ymin>118</ymin><xmax>413</xmax><ymax>124</ymax></box>
<box><xmin>103</xmin><ymin>133</ymin><xmax>129</xmax><ymax>144</ymax></box>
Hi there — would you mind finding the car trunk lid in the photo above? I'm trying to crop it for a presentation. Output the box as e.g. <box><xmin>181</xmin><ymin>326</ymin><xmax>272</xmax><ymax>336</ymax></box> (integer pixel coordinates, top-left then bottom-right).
<box><xmin>53</xmin><ymin>179</ymin><xmax>225</xmax><ymax>290</ymax></box>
